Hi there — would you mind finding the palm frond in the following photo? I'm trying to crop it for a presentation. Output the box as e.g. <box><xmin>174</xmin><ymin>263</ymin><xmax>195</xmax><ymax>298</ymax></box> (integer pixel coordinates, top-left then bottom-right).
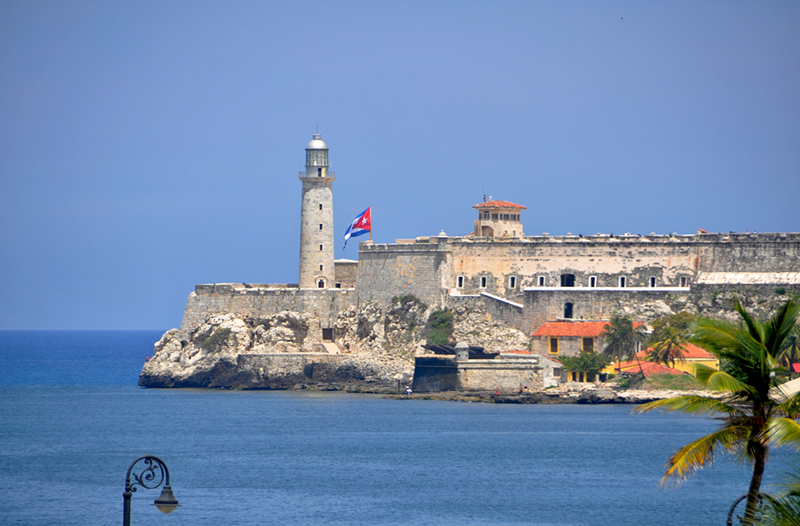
<box><xmin>636</xmin><ymin>394</ymin><xmax>741</xmax><ymax>417</ymax></box>
<box><xmin>764</xmin><ymin>418</ymin><xmax>800</xmax><ymax>451</ymax></box>
<box><xmin>779</xmin><ymin>393</ymin><xmax>800</xmax><ymax>419</ymax></box>
<box><xmin>695</xmin><ymin>365</ymin><xmax>754</xmax><ymax>395</ymax></box>
<box><xmin>661</xmin><ymin>425</ymin><xmax>747</xmax><ymax>484</ymax></box>
<box><xmin>765</xmin><ymin>299</ymin><xmax>800</xmax><ymax>357</ymax></box>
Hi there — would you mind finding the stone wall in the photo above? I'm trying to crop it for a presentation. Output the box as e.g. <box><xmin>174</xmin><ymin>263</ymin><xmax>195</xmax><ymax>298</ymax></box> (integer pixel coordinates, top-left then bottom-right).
<box><xmin>179</xmin><ymin>284</ymin><xmax>355</xmax><ymax>338</ymax></box>
<box><xmin>355</xmin><ymin>240</ymin><xmax>451</xmax><ymax>306</ymax></box>
<box><xmin>334</xmin><ymin>260</ymin><xmax>358</xmax><ymax>289</ymax></box>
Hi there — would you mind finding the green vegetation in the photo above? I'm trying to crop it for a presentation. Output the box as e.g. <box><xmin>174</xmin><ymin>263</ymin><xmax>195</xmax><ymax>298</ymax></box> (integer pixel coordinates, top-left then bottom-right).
<box><xmin>644</xmin><ymin>373</ymin><xmax>704</xmax><ymax>391</ymax></box>
<box><xmin>646</xmin><ymin>327</ymin><xmax>688</xmax><ymax>368</ymax></box>
<box><xmin>777</xmin><ymin>287</ymin><xmax>787</xmax><ymax>295</ymax></box>
<box><xmin>601</xmin><ymin>314</ymin><xmax>646</xmax><ymax>374</ymax></box>
<box><xmin>202</xmin><ymin>327</ymin><xmax>232</xmax><ymax>352</ymax></box>
<box><xmin>637</xmin><ymin>298</ymin><xmax>800</xmax><ymax>526</ymax></box>
<box><xmin>647</xmin><ymin>311</ymin><xmax>697</xmax><ymax>347</ymax></box>
<box><xmin>391</xmin><ymin>294</ymin><xmax>428</xmax><ymax>311</ymax></box>
<box><xmin>756</xmin><ymin>464</ymin><xmax>800</xmax><ymax>525</ymax></box>
<box><xmin>426</xmin><ymin>308</ymin><xmax>454</xmax><ymax>346</ymax></box>
<box><xmin>559</xmin><ymin>353</ymin><xmax>610</xmax><ymax>379</ymax></box>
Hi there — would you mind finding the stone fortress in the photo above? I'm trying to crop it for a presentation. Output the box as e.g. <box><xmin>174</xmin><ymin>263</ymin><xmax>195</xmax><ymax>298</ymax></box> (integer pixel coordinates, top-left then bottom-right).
<box><xmin>140</xmin><ymin>135</ymin><xmax>800</xmax><ymax>391</ymax></box>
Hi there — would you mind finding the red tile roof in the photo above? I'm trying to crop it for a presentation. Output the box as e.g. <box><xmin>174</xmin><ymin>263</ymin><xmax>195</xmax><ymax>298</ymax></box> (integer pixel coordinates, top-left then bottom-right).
<box><xmin>792</xmin><ymin>363</ymin><xmax>800</xmax><ymax>373</ymax></box>
<box><xmin>473</xmin><ymin>200</ymin><xmax>526</xmax><ymax>210</ymax></box>
<box><xmin>532</xmin><ymin>321</ymin><xmax>644</xmax><ymax>338</ymax></box>
<box><xmin>635</xmin><ymin>342</ymin><xmax>715</xmax><ymax>360</ymax></box>
<box><xmin>615</xmin><ymin>361</ymin><xmax>685</xmax><ymax>378</ymax></box>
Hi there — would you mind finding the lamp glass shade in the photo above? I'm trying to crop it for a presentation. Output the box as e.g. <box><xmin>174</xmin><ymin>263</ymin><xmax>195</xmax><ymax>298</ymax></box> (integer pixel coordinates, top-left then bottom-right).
<box><xmin>153</xmin><ymin>485</ymin><xmax>179</xmax><ymax>514</ymax></box>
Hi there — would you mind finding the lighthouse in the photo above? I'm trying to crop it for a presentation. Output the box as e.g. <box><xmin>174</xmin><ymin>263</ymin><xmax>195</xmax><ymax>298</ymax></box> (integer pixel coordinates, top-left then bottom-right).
<box><xmin>298</xmin><ymin>134</ymin><xmax>336</xmax><ymax>289</ymax></box>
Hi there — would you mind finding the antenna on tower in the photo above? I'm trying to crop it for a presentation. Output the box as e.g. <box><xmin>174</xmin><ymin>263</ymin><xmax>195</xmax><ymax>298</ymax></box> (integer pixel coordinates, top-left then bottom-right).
<box><xmin>316</xmin><ymin>122</ymin><xmax>319</xmax><ymax>134</ymax></box>
<box><xmin>482</xmin><ymin>187</ymin><xmax>487</xmax><ymax>202</ymax></box>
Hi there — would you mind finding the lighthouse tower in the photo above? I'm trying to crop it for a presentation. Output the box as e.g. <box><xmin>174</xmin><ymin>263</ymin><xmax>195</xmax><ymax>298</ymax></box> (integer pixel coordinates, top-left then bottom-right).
<box><xmin>298</xmin><ymin>134</ymin><xmax>336</xmax><ymax>289</ymax></box>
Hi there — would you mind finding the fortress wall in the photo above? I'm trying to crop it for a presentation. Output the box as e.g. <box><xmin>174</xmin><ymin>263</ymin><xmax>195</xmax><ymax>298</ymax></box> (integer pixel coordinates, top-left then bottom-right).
<box><xmin>179</xmin><ymin>285</ymin><xmax>355</xmax><ymax>337</ymax></box>
<box><xmin>447</xmin><ymin>233</ymin><xmax>800</xmax><ymax>297</ymax></box>
<box><xmin>355</xmin><ymin>242</ymin><xmax>450</xmax><ymax>306</ymax></box>
<box><xmin>450</xmin><ymin>238</ymin><xmax>701</xmax><ymax>295</ymax></box>
<box><xmin>334</xmin><ymin>260</ymin><xmax>358</xmax><ymax>288</ymax></box>
<box><xmin>702</xmin><ymin>234</ymin><xmax>800</xmax><ymax>272</ymax></box>
<box><xmin>522</xmin><ymin>288</ymin><xmax>686</xmax><ymax>334</ymax></box>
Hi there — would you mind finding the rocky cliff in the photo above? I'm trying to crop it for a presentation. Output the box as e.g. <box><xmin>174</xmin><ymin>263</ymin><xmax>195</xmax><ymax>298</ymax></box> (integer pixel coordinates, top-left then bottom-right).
<box><xmin>140</xmin><ymin>297</ymin><xmax>529</xmax><ymax>391</ymax></box>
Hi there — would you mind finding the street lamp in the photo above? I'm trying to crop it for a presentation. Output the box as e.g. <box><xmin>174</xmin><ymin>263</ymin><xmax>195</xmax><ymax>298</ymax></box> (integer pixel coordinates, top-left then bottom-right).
<box><xmin>123</xmin><ymin>455</ymin><xmax>179</xmax><ymax>526</ymax></box>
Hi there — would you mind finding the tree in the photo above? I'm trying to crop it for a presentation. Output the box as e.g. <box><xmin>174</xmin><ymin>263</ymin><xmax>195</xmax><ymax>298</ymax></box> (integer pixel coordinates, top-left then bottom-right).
<box><xmin>559</xmin><ymin>352</ymin><xmax>611</xmax><ymax>381</ymax></box>
<box><xmin>647</xmin><ymin>311</ymin><xmax>697</xmax><ymax>347</ymax></box>
<box><xmin>777</xmin><ymin>329</ymin><xmax>800</xmax><ymax>372</ymax></box>
<box><xmin>601</xmin><ymin>314</ymin><xmax>646</xmax><ymax>375</ymax></box>
<box><xmin>756</xmin><ymin>463</ymin><xmax>800</xmax><ymax>526</ymax></box>
<box><xmin>646</xmin><ymin>327</ymin><xmax>687</xmax><ymax>369</ymax></box>
<box><xmin>636</xmin><ymin>298</ymin><xmax>800</xmax><ymax>526</ymax></box>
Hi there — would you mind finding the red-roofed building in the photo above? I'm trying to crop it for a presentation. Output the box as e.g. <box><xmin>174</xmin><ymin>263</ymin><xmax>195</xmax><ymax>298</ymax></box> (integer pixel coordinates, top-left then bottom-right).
<box><xmin>530</xmin><ymin>320</ymin><xmax>645</xmax><ymax>358</ymax></box>
<box><xmin>604</xmin><ymin>342</ymin><xmax>719</xmax><ymax>377</ymax></box>
<box><xmin>472</xmin><ymin>200</ymin><xmax>526</xmax><ymax>239</ymax></box>
<box><xmin>613</xmin><ymin>361</ymin><xmax>686</xmax><ymax>378</ymax></box>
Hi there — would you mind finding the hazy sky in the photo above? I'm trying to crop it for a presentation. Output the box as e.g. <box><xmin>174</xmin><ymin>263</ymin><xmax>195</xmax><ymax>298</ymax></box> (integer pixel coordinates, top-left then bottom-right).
<box><xmin>1</xmin><ymin>1</ymin><xmax>798</xmax><ymax>330</ymax></box>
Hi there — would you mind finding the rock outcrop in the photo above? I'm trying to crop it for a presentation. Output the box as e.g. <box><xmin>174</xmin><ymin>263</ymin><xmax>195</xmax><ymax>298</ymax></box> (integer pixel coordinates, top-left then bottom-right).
<box><xmin>141</xmin><ymin>297</ymin><xmax>529</xmax><ymax>391</ymax></box>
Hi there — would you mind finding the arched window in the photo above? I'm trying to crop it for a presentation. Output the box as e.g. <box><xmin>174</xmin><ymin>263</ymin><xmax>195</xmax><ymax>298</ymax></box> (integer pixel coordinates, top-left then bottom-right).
<box><xmin>564</xmin><ymin>302</ymin><xmax>573</xmax><ymax>319</ymax></box>
<box><xmin>619</xmin><ymin>276</ymin><xmax>626</xmax><ymax>288</ymax></box>
<box><xmin>560</xmin><ymin>274</ymin><xmax>575</xmax><ymax>287</ymax></box>
<box><xmin>589</xmin><ymin>276</ymin><xmax>597</xmax><ymax>288</ymax></box>
<box><xmin>317</xmin><ymin>279</ymin><xmax>325</xmax><ymax>288</ymax></box>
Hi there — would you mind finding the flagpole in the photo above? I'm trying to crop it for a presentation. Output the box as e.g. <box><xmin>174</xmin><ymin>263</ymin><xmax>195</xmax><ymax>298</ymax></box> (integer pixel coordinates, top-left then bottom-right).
<box><xmin>370</xmin><ymin>207</ymin><xmax>373</xmax><ymax>241</ymax></box>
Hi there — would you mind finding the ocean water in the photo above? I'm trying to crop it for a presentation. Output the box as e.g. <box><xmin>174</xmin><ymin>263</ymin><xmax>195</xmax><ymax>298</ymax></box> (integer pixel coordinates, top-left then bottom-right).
<box><xmin>0</xmin><ymin>331</ymin><xmax>788</xmax><ymax>525</ymax></box>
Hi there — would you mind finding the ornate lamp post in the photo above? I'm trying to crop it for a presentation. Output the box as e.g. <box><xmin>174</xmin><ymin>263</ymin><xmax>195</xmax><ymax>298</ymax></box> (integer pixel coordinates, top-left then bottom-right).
<box><xmin>123</xmin><ymin>455</ymin><xmax>179</xmax><ymax>526</ymax></box>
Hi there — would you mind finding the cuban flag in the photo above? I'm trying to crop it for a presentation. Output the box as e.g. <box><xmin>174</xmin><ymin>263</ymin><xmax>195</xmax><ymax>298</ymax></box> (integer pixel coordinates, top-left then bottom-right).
<box><xmin>343</xmin><ymin>207</ymin><xmax>371</xmax><ymax>248</ymax></box>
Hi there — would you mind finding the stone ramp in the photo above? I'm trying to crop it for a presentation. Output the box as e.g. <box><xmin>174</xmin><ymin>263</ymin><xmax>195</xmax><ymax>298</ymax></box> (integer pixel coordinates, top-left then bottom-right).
<box><xmin>313</xmin><ymin>342</ymin><xmax>340</xmax><ymax>355</ymax></box>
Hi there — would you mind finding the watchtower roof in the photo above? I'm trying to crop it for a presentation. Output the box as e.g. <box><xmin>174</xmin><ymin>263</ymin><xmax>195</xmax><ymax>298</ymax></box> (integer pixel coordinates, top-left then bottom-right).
<box><xmin>473</xmin><ymin>200</ymin><xmax>526</xmax><ymax>210</ymax></box>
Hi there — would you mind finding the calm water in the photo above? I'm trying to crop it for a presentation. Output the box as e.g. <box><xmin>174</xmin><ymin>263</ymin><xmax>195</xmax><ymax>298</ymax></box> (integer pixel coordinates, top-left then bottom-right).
<box><xmin>0</xmin><ymin>331</ymin><xmax>788</xmax><ymax>525</ymax></box>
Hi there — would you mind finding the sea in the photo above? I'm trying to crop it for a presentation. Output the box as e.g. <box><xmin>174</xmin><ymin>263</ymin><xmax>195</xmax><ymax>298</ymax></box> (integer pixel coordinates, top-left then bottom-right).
<box><xmin>0</xmin><ymin>331</ymin><xmax>790</xmax><ymax>525</ymax></box>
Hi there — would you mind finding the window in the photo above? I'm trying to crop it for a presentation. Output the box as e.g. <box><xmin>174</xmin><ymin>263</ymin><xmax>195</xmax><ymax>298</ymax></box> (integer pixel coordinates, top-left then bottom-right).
<box><xmin>549</xmin><ymin>337</ymin><xmax>559</xmax><ymax>354</ymax></box>
<box><xmin>560</xmin><ymin>274</ymin><xmax>575</xmax><ymax>287</ymax></box>
<box><xmin>589</xmin><ymin>276</ymin><xmax>597</xmax><ymax>288</ymax></box>
<box><xmin>564</xmin><ymin>302</ymin><xmax>573</xmax><ymax>318</ymax></box>
<box><xmin>582</xmin><ymin>337</ymin><xmax>594</xmax><ymax>353</ymax></box>
<box><xmin>650</xmin><ymin>277</ymin><xmax>657</xmax><ymax>287</ymax></box>
<box><xmin>538</xmin><ymin>276</ymin><xmax>546</xmax><ymax>287</ymax></box>
<box><xmin>511</xmin><ymin>214</ymin><xmax>517</xmax><ymax>221</ymax></box>
<box><xmin>317</xmin><ymin>279</ymin><xmax>325</xmax><ymax>288</ymax></box>
<box><xmin>492</xmin><ymin>213</ymin><xmax>498</xmax><ymax>220</ymax></box>
<box><xmin>320</xmin><ymin>265</ymin><xmax>323</xmax><ymax>271</ymax></box>
<box><xmin>619</xmin><ymin>276</ymin><xmax>627</xmax><ymax>287</ymax></box>
<box><xmin>335</xmin><ymin>283</ymin><xmax>341</xmax><ymax>288</ymax></box>
<box><xmin>509</xmin><ymin>276</ymin><xmax>517</xmax><ymax>288</ymax></box>
<box><xmin>319</xmin><ymin>244</ymin><xmax>323</xmax><ymax>251</ymax></box>
<box><xmin>457</xmin><ymin>276</ymin><xmax>464</xmax><ymax>288</ymax></box>
<box><xmin>319</xmin><ymin>204</ymin><xmax>323</xmax><ymax>210</ymax></box>
<box><xmin>322</xmin><ymin>328</ymin><xmax>334</xmax><ymax>341</ymax></box>
<box><xmin>483</xmin><ymin>211</ymin><xmax>489</xmax><ymax>220</ymax></box>
<box><xmin>502</xmin><ymin>214</ymin><xmax>509</xmax><ymax>220</ymax></box>
<box><xmin>480</xmin><ymin>276</ymin><xmax>487</xmax><ymax>288</ymax></box>
<box><xmin>680</xmin><ymin>277</ymin><xmax>688</xmax><ymax>287</ymax></box>
<box><xmin>319</xmin><ymin>224</ymin><xmax>323</xmax><ymax>230</ymax></box>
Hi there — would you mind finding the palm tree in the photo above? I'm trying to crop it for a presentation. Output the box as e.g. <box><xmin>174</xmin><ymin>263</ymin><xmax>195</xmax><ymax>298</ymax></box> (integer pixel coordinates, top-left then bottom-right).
<box><xmin>756</xmin><ymin>462</ymin><xmax>800</xmax><ymax>526</ymax></box>
<box><xmin>778</xmin><ymin>333</ymin><xmax>800</xmax><ymax>373</ymax></box>
<box><xmin>601</xmin><ymin>314</ymin><xmax>646</xmax><ymax>375</ymax></box>
<box><xmin>646</xmin><ymin>326</ymin><xmax>687</xmax><ymax>369</ymax></box>
<box><xmin>636</xmin><ymin>298</ymin><xmax>800</xmax><ymax>526</ymax></box>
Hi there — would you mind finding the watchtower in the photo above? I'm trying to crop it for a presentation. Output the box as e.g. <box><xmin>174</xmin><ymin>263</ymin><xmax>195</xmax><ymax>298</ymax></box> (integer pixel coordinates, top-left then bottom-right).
<box><xmin>298</xmin><ymin>134</ymin><xmax>336</xmax><ymax>289</ymax></box>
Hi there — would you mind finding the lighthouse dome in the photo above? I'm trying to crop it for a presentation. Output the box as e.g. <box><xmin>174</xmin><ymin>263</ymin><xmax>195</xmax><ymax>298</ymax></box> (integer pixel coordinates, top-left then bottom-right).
<box><xmin>306</xmin><ymin>134</ymin><xmax>328</xmax><ymax>150</ymax></box>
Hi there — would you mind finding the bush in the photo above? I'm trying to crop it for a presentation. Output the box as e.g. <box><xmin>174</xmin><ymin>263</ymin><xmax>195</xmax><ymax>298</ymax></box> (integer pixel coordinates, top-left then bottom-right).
<box><xmin>559</xmin><ymin>352</ymin><xmax>611</xmax><ymax>378</ymax></box>
<box><xmin>426</xmin><ymin>309</ymin><xmax>454</xmax><ymax>346</ymax></box>
<box><xmin>202</xmin><ymin>327</ymin><xmax>232</xmax><ymax>352</ymax></box>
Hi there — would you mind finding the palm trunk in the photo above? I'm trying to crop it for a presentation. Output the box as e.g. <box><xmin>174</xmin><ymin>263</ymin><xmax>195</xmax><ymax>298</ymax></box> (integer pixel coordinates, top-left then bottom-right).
<box><xmin>742</xmin><ymin>444</ymin><xmax>766</xmax><ymax>526</ymax></box>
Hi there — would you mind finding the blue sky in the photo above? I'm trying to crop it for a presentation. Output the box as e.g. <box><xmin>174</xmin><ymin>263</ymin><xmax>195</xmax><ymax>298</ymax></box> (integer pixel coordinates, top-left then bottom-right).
<box><xmin>1</xmin><ymin>1</ymin><xmax>798</xmax><ymax>330</ymax></box>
